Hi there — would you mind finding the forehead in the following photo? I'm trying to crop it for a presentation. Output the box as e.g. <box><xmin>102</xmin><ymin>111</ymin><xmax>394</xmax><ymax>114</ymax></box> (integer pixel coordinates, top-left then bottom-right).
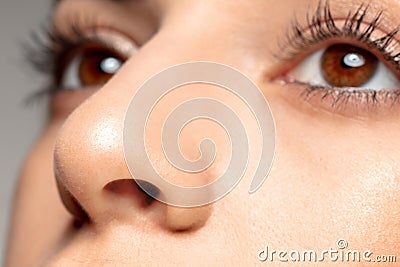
<box><xmin>52</xmin><ymin>0</ymin><xmax>400</xmax><ymax>16</ymax></box>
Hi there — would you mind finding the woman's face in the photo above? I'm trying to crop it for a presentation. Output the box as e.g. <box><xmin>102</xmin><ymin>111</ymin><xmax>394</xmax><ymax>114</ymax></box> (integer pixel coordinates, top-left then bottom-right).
<box><xmin>5</xmin><ymin>0</ymin><xmax>400</xmax><ymax>266</ymax></box>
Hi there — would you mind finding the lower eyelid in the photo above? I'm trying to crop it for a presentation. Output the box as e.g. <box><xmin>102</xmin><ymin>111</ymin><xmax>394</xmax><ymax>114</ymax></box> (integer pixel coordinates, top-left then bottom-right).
<box><xmin>275</xmin><ymin>79</ymin><xmax>400</xmax><ymax>119</ymax></box>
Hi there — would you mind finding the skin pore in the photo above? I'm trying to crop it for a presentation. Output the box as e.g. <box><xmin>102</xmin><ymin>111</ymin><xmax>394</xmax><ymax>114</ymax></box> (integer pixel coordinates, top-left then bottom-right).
<box><xmin>5</xmin><ymin>0</ymin><xmax>400</xmax><ymax>266</ymax></box>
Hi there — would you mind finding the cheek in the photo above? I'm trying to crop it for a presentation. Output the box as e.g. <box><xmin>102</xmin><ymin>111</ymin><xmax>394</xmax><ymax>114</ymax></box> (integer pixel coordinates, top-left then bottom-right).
<box><xmin>243</xmin><ymin>85</ymin><xmax>400</xmax><ymax>252</ymax></box>
<box><xmin>6</xmin><ymin>121</ymin><xmax>73</xmax><ymax>267</ymax></box>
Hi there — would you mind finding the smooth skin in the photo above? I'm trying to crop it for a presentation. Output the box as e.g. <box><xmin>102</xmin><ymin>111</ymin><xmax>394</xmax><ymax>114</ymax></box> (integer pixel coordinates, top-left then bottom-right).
<box><xmin>5</xmin><ymin>0</ymin><xmax>400</xmax><ymax>266</ymax></box>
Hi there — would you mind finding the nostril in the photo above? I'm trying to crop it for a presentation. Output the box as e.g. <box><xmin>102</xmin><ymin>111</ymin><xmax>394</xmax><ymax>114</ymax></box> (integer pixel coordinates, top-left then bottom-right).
<box><xmin>104</xmin><ymin>179</ymin><xmax>160</xmax><ymax>208</ymax></box>
<box><xmin>135</xmin><ymin>180</ymin><xmax>160</xmax><ymax>205</ymax></box>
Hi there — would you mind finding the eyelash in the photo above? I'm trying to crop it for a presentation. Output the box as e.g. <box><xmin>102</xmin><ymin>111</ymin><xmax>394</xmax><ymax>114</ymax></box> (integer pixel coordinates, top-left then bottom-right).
<box><xmin>25</xmin><ymin>19</ymin><xmax>117</xmax><ymax>103</ymax></box>
<box><xmin>277</xmin><ymin>0</ymin><xmax>400</xmax><ymax>109</ymax></box>
<box><xmin>25</xmin><ymin>2</ymin><xmax>400</xmax><ymax>111</ymax></box>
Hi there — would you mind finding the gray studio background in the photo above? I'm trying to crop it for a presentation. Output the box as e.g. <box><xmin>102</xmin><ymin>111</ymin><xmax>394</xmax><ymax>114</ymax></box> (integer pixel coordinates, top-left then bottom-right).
<box><xmin>1</xmin><ymin>0</ymin><xmax>50</xmax><ymax>263</ymax></box>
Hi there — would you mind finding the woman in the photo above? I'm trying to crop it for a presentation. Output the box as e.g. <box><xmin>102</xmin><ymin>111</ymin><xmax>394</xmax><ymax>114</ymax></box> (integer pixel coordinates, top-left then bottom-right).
<box><xmin>5</xmin><ymin>0</ymin><xmax>400</xmax><ymax>266</ymax></box>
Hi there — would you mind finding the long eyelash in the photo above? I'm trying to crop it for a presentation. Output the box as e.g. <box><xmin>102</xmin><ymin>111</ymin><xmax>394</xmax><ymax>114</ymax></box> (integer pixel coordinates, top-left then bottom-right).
<box><xmin>24</xmin><ymin>16</ymin><xmax>101</xmax><ymax>104</ymax></box>
<box><xmin>279</xmin><ymin>0</ymin><xmax>400</xmax><ymax>61</ymax></box>
<box><xmin>277</xmin><ymin>0</ymin><xmax>400</xmax><ymax>109</ymax></box>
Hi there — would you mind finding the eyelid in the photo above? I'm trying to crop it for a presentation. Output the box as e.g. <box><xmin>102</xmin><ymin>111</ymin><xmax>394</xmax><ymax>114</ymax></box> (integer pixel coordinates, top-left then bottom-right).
<box><xmin>76</xmin><ymin>27</ymin><xmax>139</xmax><ymax>57</ymax></box>
<box><xmin>24</xmin><ymin>18</ymin><xmax>142</xmax><ymax>105</ymax></box>
<box><xmin>276</xmin><ymin>2</ymin><xmax>400</xmax><ymax>62</ymax></box>
<box><xmin>266</xmin><ymin>2</ymin><xmax>400</xmax><ymax>117</ymax></box>
<box><xmin>54</xmin><ymin>27</ymin><xmax>139</xmax><ymax>63</ymax></box>
<box><xmin>271</xmin><ymin>1</ymin><xmax>400</xmax><ymax>80</ymax></box>
<box><xmin>275</xmin><ymin>78</ymin><xmax>400</xmax><ymax>120</ymax></box>
<box><xmin>275</xmin><ymin>37</ymin><xmax>400</xmax><ymax>82</ymax></box>
<box><xmin>51</xmin><ymin>26</ymin><xmax>139</xmax><ymax>89</ymax></box>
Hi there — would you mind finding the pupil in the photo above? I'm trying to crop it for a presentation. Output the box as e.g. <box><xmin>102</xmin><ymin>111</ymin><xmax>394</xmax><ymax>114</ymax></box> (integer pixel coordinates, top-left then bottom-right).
<box><xmin>321</xmin><ymin>44</ymin><xmax>378</xmax><ymax>87</ymax></box>
<box><xmin>100</xmin><ymin>57</ymin><xmax>121</xmax><ymax>74</ymax></box>
<box><xmin>341</xmin><ymin>53</ymin><xmax>365</xmax><ymax>68</ymax></box>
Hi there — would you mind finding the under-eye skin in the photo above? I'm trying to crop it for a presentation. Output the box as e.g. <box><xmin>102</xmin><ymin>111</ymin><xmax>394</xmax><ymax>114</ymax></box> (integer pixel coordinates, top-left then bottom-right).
<box><xmin>26</xmin><ymin>21</ymin><xmax>137</xmax><ymax>99</ymax></box>
<box><xmin>273</xmin><ymin>0</ymin><xmax>400</xmax><ymax>112</ymax></box>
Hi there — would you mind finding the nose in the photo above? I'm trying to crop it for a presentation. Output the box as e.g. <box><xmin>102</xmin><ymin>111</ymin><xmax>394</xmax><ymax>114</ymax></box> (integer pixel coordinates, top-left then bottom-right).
<box><xmin>53</xmin><ymin>18</ymin><xmax>236</xmax><ymax>232</ymax></box>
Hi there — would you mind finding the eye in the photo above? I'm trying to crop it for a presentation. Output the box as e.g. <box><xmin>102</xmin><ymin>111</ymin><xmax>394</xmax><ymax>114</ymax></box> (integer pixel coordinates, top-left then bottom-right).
<box><xmin>286</xmin><ymin>44</ymin><xmax>400</xmax><ymax>90</ymax></box>
<box><xmin>57</xmin><ymin>44</ymin><xmax>126</xmax><ymax>90</ymax></box>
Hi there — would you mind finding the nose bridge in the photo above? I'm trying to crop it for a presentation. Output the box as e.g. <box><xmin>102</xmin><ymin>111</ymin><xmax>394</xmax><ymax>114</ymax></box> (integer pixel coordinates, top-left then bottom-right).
<box><xmin>53</xmin><ymin>18</ymin><xmax>231</xmax><ymax>228</ymax></box>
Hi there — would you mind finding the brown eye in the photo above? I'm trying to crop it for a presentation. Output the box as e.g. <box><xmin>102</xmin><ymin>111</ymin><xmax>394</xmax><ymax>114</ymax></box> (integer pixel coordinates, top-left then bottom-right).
<box><xmin>285</xmin><ymin>43</ymin><xmax>400</xmax><ymax>92</ymax></box>
<box><xmin>58</xmin><ymin>45</ymin><xmax>125</xmax><ymax>89</ymax></box>
<box><xmin>321</xmin><ymin>44</ymin><xmax>378</xmax><ymax>87</ymax></box>
<box><xmin>79</xmin><ymin>48</ymin><xmax>123</xmax><ymax>86</ymax></box>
